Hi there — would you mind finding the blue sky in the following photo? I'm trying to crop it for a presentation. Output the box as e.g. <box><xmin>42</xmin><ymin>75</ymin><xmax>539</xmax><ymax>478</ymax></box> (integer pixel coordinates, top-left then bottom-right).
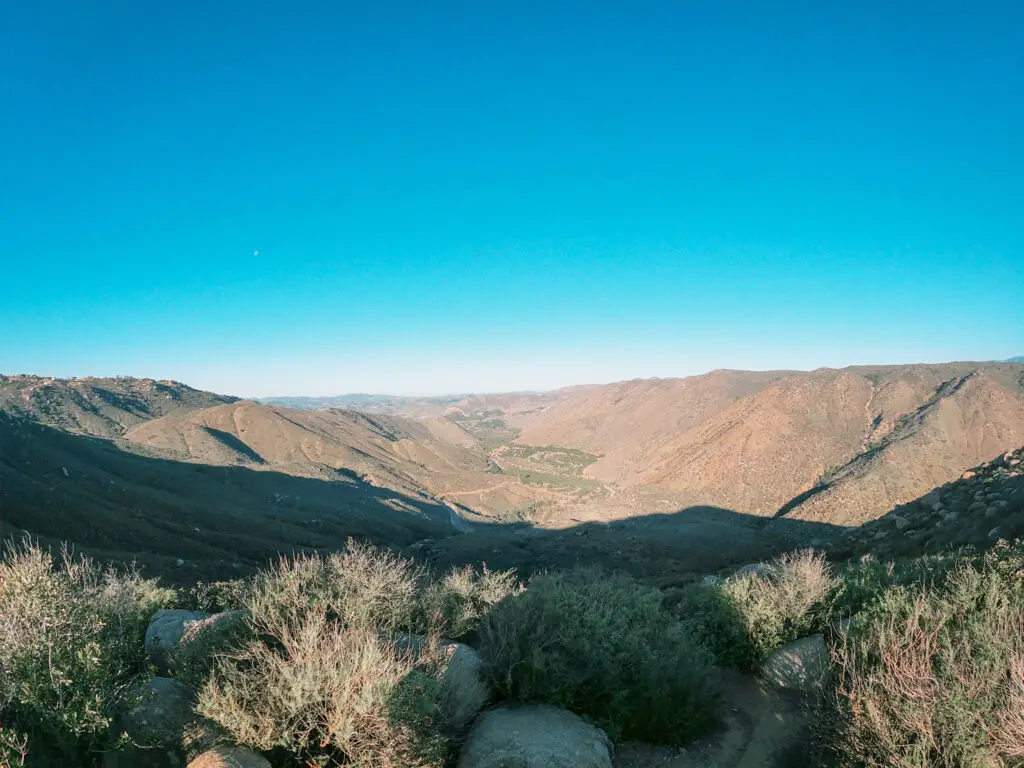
<box><xmin>2</xmin><ymin>2</ymin><xmax>1021</xmax><ymax>396</ymax></box>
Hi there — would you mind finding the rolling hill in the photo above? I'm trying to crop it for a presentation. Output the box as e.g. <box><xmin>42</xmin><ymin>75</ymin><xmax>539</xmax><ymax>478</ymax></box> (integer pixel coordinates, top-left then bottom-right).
<box><xmin>4</xmin><ymin>362</ymin><xmax>1024</xmax><ymax>581</ymax></box>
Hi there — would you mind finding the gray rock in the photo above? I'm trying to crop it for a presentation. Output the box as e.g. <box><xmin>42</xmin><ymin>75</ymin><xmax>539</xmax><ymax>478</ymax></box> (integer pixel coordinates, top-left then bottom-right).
<box><xmin>969</xmin><ymin>501</ymin><xmax>986</xmax><ymax>513</ymax></box>
<box><xmin>458</xmin><ymin>704</ymin><xmax>612</xmax><ymax>768</ymax></box>
<box><xmin>944</xmin><ymin>510</ymin><xmax>960</xmax><ymax>522</ymax></box>
<box><xmin>760</xmin><ymin>634</ymin><xmax>830</xmax><ymax>692</ymax></box>
<box><xmin>119</xmin><ymin>677</ymin><xmax>195</xmax><ymax>759</ymax></box>
<box><xmin>919</xmin><ymin>490</ymin><xmax>942</xmax><ymax>510</ymax></box>
<box><xmin>187</xmin><ymin>746</ymin><xmax>271</xmax><ymax>768</ymax></box>
<box><xmin>146</xmin><ymin>610</ymin><xmax>210</xmax><ymax>668</ymax></box>
<box><xmin>391</xmin><ymin>633</ymin><xmax>491</xmax><ymax>735</ymax></box>
<box><xmin>989</xmin><ymin>526</ymin><xmax>1004</xmax><ymax>541</ymax></box>
<box><xmin>891</xmin><ymin>515</ymin><xmax>910</xmax><ymax>531</ymax></box>
<box><xmin>873</xmin><ymin>531</ymin><xmax>887</xmax><ymax>541</ymax></box>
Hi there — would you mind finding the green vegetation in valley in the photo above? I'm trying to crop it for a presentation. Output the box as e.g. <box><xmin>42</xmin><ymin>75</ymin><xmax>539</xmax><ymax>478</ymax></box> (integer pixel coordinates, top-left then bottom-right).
<box><xmin>513</xmin><ymin>469</ymin><xmax>602</xmax><ymax>490</ymax></box>
<box><xmin>500</xmin><ymin>443</ymin><xmax>599</xmax><ymax>475</ymax></box>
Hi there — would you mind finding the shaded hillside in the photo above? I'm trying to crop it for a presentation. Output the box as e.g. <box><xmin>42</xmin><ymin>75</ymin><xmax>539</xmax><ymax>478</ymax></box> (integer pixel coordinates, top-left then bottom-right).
<box><xmin>828</xmin><ymin>445</ymin><xmax>1024</xmax><ymax>558</ymax></box>
<box><xmin>0</xmin><ymin>412</ymin><xmax>457</xmax><ymax>582</ymax></box>
<box><xmin>0</xmin><ymin>375</ymin><xmax>235</xmax><ymax>438</ymax></box>
<box><xmin>120</xmin><ymin>400</ymin><xmax>546</xmax><ymax>514</ymax></box>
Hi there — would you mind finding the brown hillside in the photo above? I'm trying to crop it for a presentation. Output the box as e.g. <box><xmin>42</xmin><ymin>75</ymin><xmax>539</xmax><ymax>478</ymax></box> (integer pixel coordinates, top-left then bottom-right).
<box><xmin>0</xmin><ymin>374</ymin><xmax>235</xmax><ymax>438</ymax></box>
<box><xmin>123</xmin><ymin>401</ymin><xmax>497</xmax><ymax>498</ymax></box>
<box><xmin>514</xmin><ymin>370</ymin><xmax>796</xmax><ymax>488</ymax></box>
<box><xmin>511</xmin><ymin>362</ymin><xmax>1024</xmax><ymax>524</ymax></box>
<box><xmin>779</xmin><ymin>370</ymin><xmax>1024</xmax><ymax>527</ymax></box>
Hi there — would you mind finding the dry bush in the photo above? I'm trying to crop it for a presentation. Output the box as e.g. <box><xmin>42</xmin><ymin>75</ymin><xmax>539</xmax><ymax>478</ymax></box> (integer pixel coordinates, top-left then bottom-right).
<box><xmin>197</xmin><ymin>544</ymin><xmax>456</xmax><ymax>767</ymax></box>
<box><xmin>680</xmin><ymin>549</ymin><xmax>839</xmax><ymax>670</ymax></box>
<box><xmin>823</xmin><ymin>544</ymin><xmax>1024</xmax><ymax>767</ymax></box>
<box><xmin>0</xmin><ymin>537</ymin><xmax>171</xmax><ymax>763</ymax></box>
<box><xmin>247</xmin><ymin>540</ymin><xmax>422</xmax><ymax>635</ymax></box>
<box><xmin>422</xmin><ymin>565</ymin><xmax>521</xmax><ymax>639</ymax></box>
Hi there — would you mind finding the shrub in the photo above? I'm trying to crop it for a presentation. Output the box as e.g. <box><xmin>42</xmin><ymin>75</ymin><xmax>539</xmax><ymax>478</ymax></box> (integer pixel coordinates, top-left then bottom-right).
<box><xmin>197</xmin><ymin>545</ymin><xmax>456</xmax><ymax>767</ymax></box>
<box><xmin>679</xmin><ymin>550</ymin><xmax>839</xmax><ymax>670</ymax></box>
<box><xmin>477</xmin><ymin>568</ymin><xmax>719</xmax><ymax>744</ymax></box>
<box><xmin>180</xmin><ymin>579</ymin><xmax>250</xmax><ymax>613</ymax></box>
<box><xmin>0</xmin><ymin>538</ymin><xmax>172</xmax><ymax>763</ymax></box>
<box><xmin>0</xmin><ymin>724</ymin><xmax>29</xmax><ymax>768</ymax></box>
<box><xmin>247</xmin><ymin>540</ymin><xmax>422</xmax><ymax>634</ymax></box>
<box><xmin>421</xmin><ymin>565</ymin><xmax>520</xmax><ymax>639</ymax></box>
<box><xmin>822</xmin><ymin>543</ymin><xmax>1024</xmax><ymax>767</ymax></box>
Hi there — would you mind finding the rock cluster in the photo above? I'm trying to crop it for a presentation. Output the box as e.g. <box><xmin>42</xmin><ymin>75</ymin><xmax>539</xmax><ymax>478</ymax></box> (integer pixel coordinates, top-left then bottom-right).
<box><xmin>833</xmin><ymin>447</ymin><xmax>1024</xmax><ymax>559</ymax></box>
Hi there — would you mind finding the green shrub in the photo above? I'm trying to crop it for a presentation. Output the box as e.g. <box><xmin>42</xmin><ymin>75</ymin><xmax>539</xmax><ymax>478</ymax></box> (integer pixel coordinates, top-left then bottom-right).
<box><xmin>822</xmin><ymin>542</ymin><xmax>1024</xmax><ymax>767</ymax></box>
<box><xmin>679</xmin><ymin>550</ymin><xmax>839</xmax><ymax>670</ymax></box>
<box><xmin>0</xmin><ymin>538</ymin><xmax>172</xmax><ymax>763</ymax></box>
<box><xmin>0</xmin><ymin>724</ymin><xmax>29</xmax><ymax>768</ymax></box>
<box><xmin>477</xmin><ymin>568</ymin><xmax>720</xmax><ymax>744</ymax></box>
<box><xmin>422</xmin><ymin>565</ymin><xmax>520</xmax><ymax>639</ymax></box>
<box><xmin>828</xmin><ymin>550</ymin><xmax>962</xmax><ymax>621</ymax></box>
<box><xmin>180</xmin><ymin>578</ymin><xmax>251</xmax><ymax>613</ymax></box>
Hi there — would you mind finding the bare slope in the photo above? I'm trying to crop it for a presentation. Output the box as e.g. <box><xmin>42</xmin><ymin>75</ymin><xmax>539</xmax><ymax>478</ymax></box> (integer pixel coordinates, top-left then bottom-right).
<box><xmin>510</xmin><ymin>362</ymin><xmax>1024</xmax><ymax>524</ymax></box>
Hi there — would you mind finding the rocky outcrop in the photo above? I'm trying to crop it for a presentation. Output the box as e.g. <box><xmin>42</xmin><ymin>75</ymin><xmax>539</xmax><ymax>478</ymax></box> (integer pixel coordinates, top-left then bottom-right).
<box><xmin>146</xmin><ymin>609</ymin><xmax>246</xmax><ymax>673</ymax></box>
<box><xmin>835</xmin><ymin>447</ymin><xmax>1024</xmax><ymax>559</ymax></box>
<box><xmin>458</xmin><ymin>704</ymin><xmax>613</xmax><ymax>768</ymax></box>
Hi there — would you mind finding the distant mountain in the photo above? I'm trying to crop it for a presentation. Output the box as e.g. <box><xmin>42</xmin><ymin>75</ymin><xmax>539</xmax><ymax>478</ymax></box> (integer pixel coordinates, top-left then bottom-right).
<box><xmin>6</xmin><ymin>361</ymin><xmax>1024</xmax><ymax>579</ymax></box>
<box><xmin>260</xmin><ymin>393</ymin><xmax>466</xmax><ymax>413</ymax></box>
<box><xmin>1005</xmin><ymin>356</ymin><xmax>1024</xmax><ymax>363</ymax></box>
<box><xmin>0</xmin><ymin>374</ymin><xmax>236</xmax><ymax>438</ymax></box>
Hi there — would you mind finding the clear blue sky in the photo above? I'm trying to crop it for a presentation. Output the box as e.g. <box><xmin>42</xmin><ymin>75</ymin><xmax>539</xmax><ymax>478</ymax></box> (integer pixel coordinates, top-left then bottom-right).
<box><xmin>2</xmin><ymin>2</ymin><xmax>1022</xmax><ymax>396</ymax></box>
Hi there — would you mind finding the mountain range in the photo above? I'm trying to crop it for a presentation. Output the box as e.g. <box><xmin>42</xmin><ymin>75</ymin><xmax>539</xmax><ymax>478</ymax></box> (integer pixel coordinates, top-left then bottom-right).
<box><xmin>3</xmin><ymin>361</ymin><xmax>1024</xmax><ymax>581</ymax></box>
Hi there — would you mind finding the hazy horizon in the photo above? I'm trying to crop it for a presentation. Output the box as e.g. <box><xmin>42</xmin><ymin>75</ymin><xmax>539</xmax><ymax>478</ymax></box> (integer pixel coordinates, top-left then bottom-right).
<box><xmin>6</xmin><ymin>353</ymin><xmax>1024</xmax><ymax>400</ymax></box>
<box><xmin>3</xmin><ymin>3</ymin><xmax>1021</xmax><ymax>395</ymax></box>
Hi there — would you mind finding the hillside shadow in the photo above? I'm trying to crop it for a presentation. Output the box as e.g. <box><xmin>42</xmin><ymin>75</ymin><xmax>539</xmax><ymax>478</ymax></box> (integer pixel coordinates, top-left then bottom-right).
<box><xmin>0</xmin><ymin>414</ymin><xmax>458</xmax><ymax>583</ymax></box>
<box><xmin>1</xmin><ymin>413</ymin><xmax>848</xmax><ymax>587</ymax></box>
<box><xmin>417</xmin><ymin>504</ymin><xmax>847</xmax><ymax>587</ymax></box>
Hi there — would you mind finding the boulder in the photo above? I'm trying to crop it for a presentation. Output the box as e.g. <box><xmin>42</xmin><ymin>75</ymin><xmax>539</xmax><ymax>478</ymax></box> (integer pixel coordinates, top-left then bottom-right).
<box><xmin>123</xmin><ymin>677</ymin><xmax>195</xmax><ymax>746</ymax></box>
<box><xmin>760</xmin><ymin>634</ymin><xmax>829</xmax><ymax>692</ymax></box>
<box><xmin>392</xmin><ymin>633</ymin><xmax>491</xmax><ymax>735</ymax></box>
<box><xmin>919</xmin><ymin>490</ymin><xmax>942</xmax><ymax>510</ymax></box>
<box><xmin>458</xmin><ymin>704</ymin><xmax>612</xmax><ymax>768</ymax></box>
<box><xmin>187</xmin><ymin>746</ymin><xmax>271</xmax><ymax>768</ymax></box>
<box><xmin>148</xmin><ymin>610</ymin><xmax>246</xmax><ymax>674</ymax></box>
<box><xmin>103</xmin><ymin>677</ymin><xmax>196</xmax><ymax>768</ymax></box>
<box><xmin>891</xmin><ymin>514</ymin><xmax>910</xmax><ymax>531</ymax></box>
<box><xmin>146</xmin><ymin>610</ymin><xmax>211</xmax><ymax>667</ymax></box>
